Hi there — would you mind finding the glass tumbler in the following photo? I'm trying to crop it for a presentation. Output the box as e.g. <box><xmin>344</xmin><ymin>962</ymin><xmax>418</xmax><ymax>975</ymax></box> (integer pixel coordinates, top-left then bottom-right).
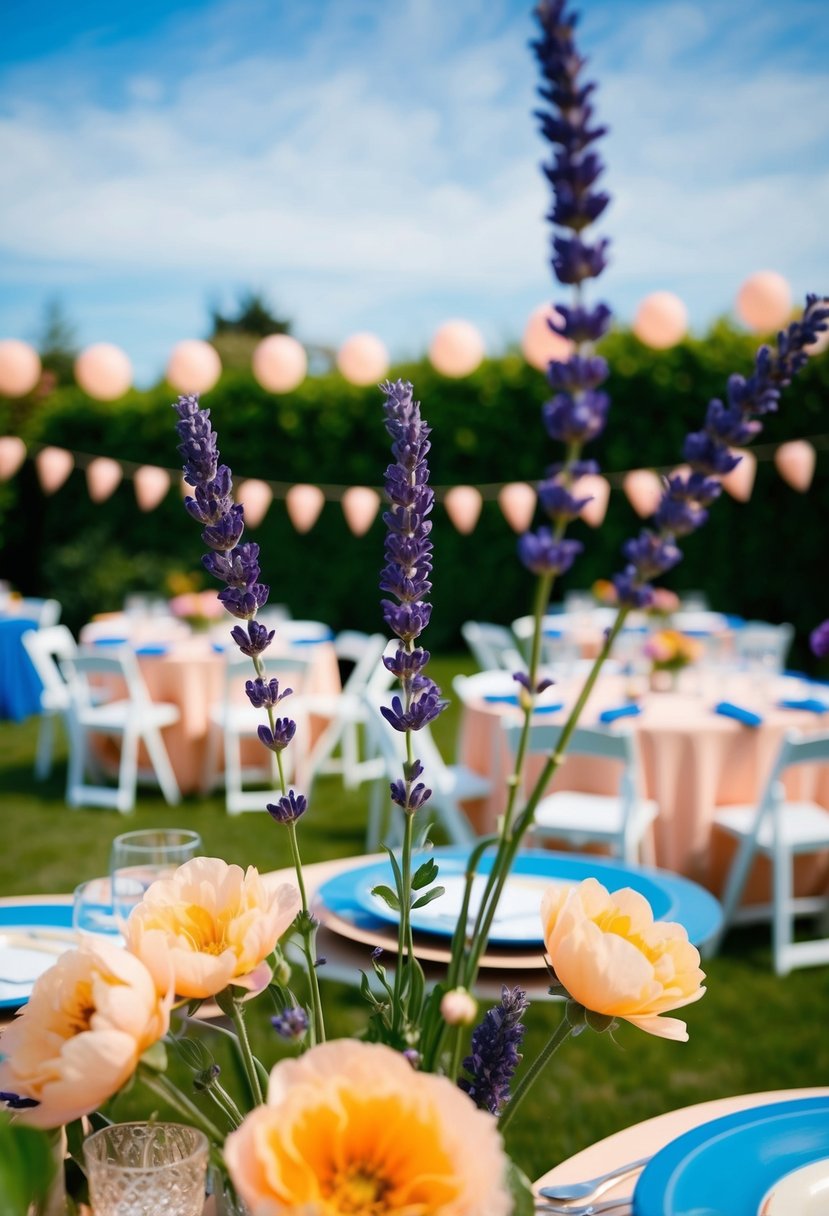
<box><xmin>109</xmin><ymin>828</ymin><xmax>202</xmax><ymax>918</ymax></box>
<box><xmin>83</xmin><ymin>1123</ymin><xmax>208</xmax><ymax>1216</ymax></box>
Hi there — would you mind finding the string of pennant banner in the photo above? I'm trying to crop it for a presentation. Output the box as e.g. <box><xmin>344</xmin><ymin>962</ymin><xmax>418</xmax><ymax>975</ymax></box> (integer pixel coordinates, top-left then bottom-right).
<box><xmin>0</xmin><ymin>432</ymin><xmax>824</xmax><ymax>537</ymax></box>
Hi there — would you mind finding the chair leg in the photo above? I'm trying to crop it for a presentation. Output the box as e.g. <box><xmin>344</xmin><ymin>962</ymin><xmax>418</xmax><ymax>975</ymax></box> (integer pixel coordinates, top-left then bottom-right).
<box><xmin>342</xmin><ymin>721</ymin><xmax>359</xmax><ymax>789</ymax></box>
<box><xmin>710</xmin><ymin>830</ymin><xmax>759</xmax><ymax>954</ymax></box>
<box><xmin>772</xmin><ymin>845</ymin><xmax>794</xmax><ymax>977</ymax></box>
<box><xmin>224</xmin><ymin>730</ymin><xmax>244</xmax><ymax>815</ymax></box>
<box><xmin>433</xmin><ymin>796</ymin><xmax>476</xmax><ymax>847</ymax></box>
<box><xmin>64</xmin><ymin>717</ymin><xmax>87</xmax><ymax>807</ymax></box>
<box><xmin>142</xmin><ymin>727</ymin><xmax>181</xmax><ymax>807</ymax></box>
<box><xmin>34</xmin><ymin>714</ymin><xmax>55</xmax><ymax>780</ymax></box>
<box><xmin>116</xmin><ymin>729</ymin><xmax>139</xmax><ymax>814</ymax></box>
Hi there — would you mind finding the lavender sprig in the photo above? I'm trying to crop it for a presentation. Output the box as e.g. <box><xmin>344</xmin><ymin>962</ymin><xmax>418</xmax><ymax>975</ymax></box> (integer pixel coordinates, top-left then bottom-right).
<box><xmin>459</xmin><ymin>987</ymin><xmax>529</xmax><ymax>1116</ymax></box>
<box><xmin>612</xmin><ymin>296</ymin><xmax>829</xmax><ymax>608</ymax></box>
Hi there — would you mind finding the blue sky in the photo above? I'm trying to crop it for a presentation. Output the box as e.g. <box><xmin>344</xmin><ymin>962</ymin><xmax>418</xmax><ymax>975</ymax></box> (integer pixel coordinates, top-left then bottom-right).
<box><xmin>2</xmin><ymin>0</ymin><xmax>828</xmax><ymax>385</ymax></box>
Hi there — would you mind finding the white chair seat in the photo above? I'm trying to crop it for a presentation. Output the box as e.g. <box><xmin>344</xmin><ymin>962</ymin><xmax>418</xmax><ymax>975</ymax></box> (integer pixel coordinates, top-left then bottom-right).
<box><xmin>440</xmin><ymin>766</ymin><xmax>493</xmax><ymax>802</ymax></box>
<box><xmin>716</xmin><ymin>801</ymin><xmax>829</xmax><ymax>852</ymax></box>
<box><xmin>79</xmin><ymin>700</ymin><xmax>179</xmax><ymax>732</ymax></box>
<box><xmin>535</xmin><ymin>790</ymin><xmax>658</xmax><ymax>839</ymax></box>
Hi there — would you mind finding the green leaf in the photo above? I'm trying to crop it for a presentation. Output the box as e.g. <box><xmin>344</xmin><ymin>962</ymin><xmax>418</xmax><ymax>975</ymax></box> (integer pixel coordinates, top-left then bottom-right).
<box><xmin>411</xmin><ymin>885</ymin><xmax>445</xmax><ymax>910</ymax></box>
<box><xmin>412</xmin><ymin>858</ymin><xmax>439</xmax><ymax>890</ymax></box>
<box><xmin>506</xmin><ymin>1157</ymin><xmax>535</xmax><ymax>1216</ymax></box>
<box><xmin>140</xmin><ymin>1039</ymin><xmax>168</xmax><ymax>1072</ymax></box>
<box><xmin>0</xmin><ymin>1117</ymin><xmax>57</xmax><ymax>1216</ymax></box>
<box><xmin>371</xmin><ymin>884</ymin><xmax>400</xmax><ymax>911</ymax></box>
<box><xmin>381</xmin><ymin>845</ymin><xmax>404</xmax><ymax>893</ymax></box>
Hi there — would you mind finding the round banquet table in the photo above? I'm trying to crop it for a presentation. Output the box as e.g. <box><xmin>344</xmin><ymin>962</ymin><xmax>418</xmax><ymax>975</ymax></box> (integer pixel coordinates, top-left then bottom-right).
<box><xmin>78</xmin><ymin>617</ymin><xmax>341</xmax><ymax>794</ymax></box>
<box><xmin>533</xmin><ymin>1087</ymin><xmax>829</xmax><ymax>1206</ymax></box>
<box><xmin>458</xmin><ymin>670</ymin><xmax>829</xmax><ymax>895</ymax></box>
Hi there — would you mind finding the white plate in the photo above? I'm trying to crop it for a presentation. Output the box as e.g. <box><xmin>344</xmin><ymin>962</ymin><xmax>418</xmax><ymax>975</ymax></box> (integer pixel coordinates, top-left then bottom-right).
<box><xmin>758</xmin><ymin>1157</ymin><xmax>829</xmax><ymax>1215</ymax></box>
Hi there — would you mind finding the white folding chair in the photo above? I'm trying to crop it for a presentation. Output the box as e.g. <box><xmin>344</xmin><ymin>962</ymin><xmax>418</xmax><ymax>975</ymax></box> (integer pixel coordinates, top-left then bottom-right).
<box><xmin>712</xmin><ymin>730</ymin><xmax>829</xmax><ymax>975</ymax></box>
<box><xmin>60</xmin><ymin>648</ymin><xmax>181</xmax><ymax>814</ymax></box>
<box><xmin>17</xmin><ymin>598</ymin><xmax>62</xmax><ymax>628</ymax></box>
<box><xmin>305</xmin><ymin>631</ymin><xmax>391</xmax><ymax>790</ymax></box>
<box><xmin>205</xmin><ymin>649</ymin><xmax>312</xmax><ymax>815</ymax></box>
<box><xmin>363</xmin><ymin>690</ymin><xmax>491</xmax><ymax>850</ymax></box>
<box><xmin>511</xmin><ymin>614</ymin><xmax>580</xmax><ymax>673</ymax></box>
<box><xmin>502</xmin><ymin>720</ymin><xmax>658</xmax><ymax>864</ymax></box>
<box><xmin>735</xmin><ymin>621</ymin><xmax>794</xmax><ymax>677</ymax></box>
<box><xmin>461</xmin><ymin>622</ymin><xmax>525</xmax><ymax>673</ymax></box>
<box><xmin>21</xmin><ymin>625</ymin><xmax>77</xmax><ymax>779</ymax></box>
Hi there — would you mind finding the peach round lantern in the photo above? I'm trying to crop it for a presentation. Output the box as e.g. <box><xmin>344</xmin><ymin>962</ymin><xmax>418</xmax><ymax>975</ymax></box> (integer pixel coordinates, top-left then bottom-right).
<box><xmin>632</xmin><ymin>292</ymin><xmax>688</xmax><ymax>349</ymax></box>
<box><xmin>342</xmin><ymin>486</ymin><xmax>381</xmax><ymax>536</ymax></box>
<box><xmin>735</xmin><ymin>271</ymin><xmax>792</xmax><ymax>333</ymax></box>
<box><xmin>166</xmin><ymin>340</ymin><xmax>221</xmax><ymax>394</ymax></box>
<box><xmin>336</xmin><ymin>334</ymin><xmax>389</xmax><ymax>387</ymax></box>
<box><xmin>623</xmin><ymin>469</ymin><xmax>663</xmax><ymax>518</ymax></box>
<box><xmin>252</xmin><ymin>335</ymin><xmax>308</xmax><ymax>393</ymax></box>
<box><xmin>428</xmin><ymin>320</ymin><xmax>485</xmax><ymax>378</ymax></box>
<box><xmin>521</xmin><ymin>306</ymin><xmax>572</xmax><ymax>370</ymax></box>
<box><xmin>0</xmin><ymin>436</ymin><xmax>26</xmax><ymax>480</ymax></box>
<box><xmin>237</xmin><ymin>479</ymin><xmax>273</xmax><ymax>528</ymax></box>
<box><xmin>75</xmin><ymin>344</ymin><xmax>132</xmax><ymax>401</ymax></box>
<box><xmin>574</xmin><ymin>473</ymin><xmax>611</xmax><ymax>527</ymax></box>
<box><xmin>721</xmin><ymin>449</ymin><xmax>757</xmax><ymax>502</ymax></box>
<box><xmin>134</xmin><ymin>466</ymin><xmax>171</xmax><ymax>512</ymax></box>
<box><xmin>0</xmin><ymin>340</ymin><xmax>41</xmax><ymax>397</ymax></box>
<box><xmin>444</xmin><ymin>485</ymin><xmax>483</xmax><ymax>534</ymax></box>
<box><xmin>286</xmin><ymin>484</ymin><xmax>325</xmax><ymax>533</ymax></box>
<box><xmin>36</xmin><ymin>447</ymin><xmax>74</xmax><ymax>494</ymax></box>
<box><xmin>498</xmin><ymin>482</ymin><xmax>536</xmax><ymax>533</ymax></box>
<box><xmin>774</xmin><ymin>440</ymin><xmax>816</xmax><ymax>493</ymax></box>
<box><xmin>86</xmin><ymin>457</ymin><xmax>123</xmax><ymax>503</ymax></box>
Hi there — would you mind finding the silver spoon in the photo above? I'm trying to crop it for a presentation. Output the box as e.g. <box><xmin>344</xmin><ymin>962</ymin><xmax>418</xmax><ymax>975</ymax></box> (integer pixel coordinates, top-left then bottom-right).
<box><xmin>538</xmin><ymin>1156</ymin><xmax>649</xmax><ymax>1203</ymax></box>
<box><xmin>535</xmin><ymin>1197</ymin><xmax>632</xmax><ymax>1216</ymax></box>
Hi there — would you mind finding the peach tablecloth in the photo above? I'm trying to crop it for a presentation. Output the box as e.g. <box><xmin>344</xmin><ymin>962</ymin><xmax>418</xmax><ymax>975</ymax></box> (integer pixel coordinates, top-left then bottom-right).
<box><xmin>533</xmin><ymin>1087</ymin><xmax>829</xmax><ymax>1203</ymax></box>
<box><xmin>79</xmin><ymin>621</ymin><xmax>341</xmax><ymax>794</ymax></box>
<box><xmin>458</xmin><ymin>672</ymin><xmax>829</xmax><ymax>892</ymax></box>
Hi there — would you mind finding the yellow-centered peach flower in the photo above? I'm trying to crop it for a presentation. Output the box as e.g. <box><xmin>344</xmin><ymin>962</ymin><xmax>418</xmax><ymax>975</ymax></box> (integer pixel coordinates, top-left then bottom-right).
<box><xmin>223</xmin><ymin>1039</ymin><xmax>513</xmax><ymax>1215</ymax></box>
<box><xmin>541</xmin><ymin>877</ymin><xmax>705</xmax><ymax>1041</ymax></box>
<box><xmin>0</xmin><ymin>940</ymin><xmax>171</xmax><ymax>1129</ymax></box>
<box><xmin>125</xmin><ymin>856</ymin><xmax>301</xmax><ymax>1000</ymax></box>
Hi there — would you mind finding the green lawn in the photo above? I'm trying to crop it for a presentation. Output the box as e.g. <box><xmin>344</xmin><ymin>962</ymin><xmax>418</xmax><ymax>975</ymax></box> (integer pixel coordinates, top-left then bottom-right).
<box><xmin>1</xmin><ymin>654</ymin><xmax>828</xmax><ymax>1182</ymax></box>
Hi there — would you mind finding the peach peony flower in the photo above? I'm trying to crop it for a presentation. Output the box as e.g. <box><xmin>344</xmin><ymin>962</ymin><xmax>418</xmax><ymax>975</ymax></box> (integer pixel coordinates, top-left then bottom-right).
<box><xmin>224</xmin><ymin>1039</ymin><xmax>513</xmax><ymax>1215</ymax></box>
<box><xmin>0</xmin><ymin>940</ymin><xmax>171</xmax><ymax>1129</ymax></box>
<box><xmin>125</xmin><ymin>856</ymin><xmax>301</xmax><ymax>1000</ymax></box>
<box><xmin>541</xmin><ymin>878</ymin><xmax>705</xmax><ymax>1042</ymax></box>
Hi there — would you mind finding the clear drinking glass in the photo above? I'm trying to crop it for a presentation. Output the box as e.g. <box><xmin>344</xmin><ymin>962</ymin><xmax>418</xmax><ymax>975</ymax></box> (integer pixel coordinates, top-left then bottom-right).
<box><xmin>83</xmin><ymin>1123</ymin><xmax>208</xmax><ymax>1216</ymax></box>
<box><xmin>109</xmin><ymin>828</ymin><xmax>202</xmax><ymax>918</ymax></box>
<box><xmin>73</xmin><ymin>877</ymin><xmax>132</xmax><ymax>942</ymax></box>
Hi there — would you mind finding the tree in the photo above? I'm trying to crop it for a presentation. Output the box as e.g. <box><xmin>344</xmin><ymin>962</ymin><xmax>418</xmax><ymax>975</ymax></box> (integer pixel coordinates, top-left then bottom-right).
<box><xmin>208</xmin><ymin>290</ymin><xmax>291</xmax><ymax>338</ymax></box>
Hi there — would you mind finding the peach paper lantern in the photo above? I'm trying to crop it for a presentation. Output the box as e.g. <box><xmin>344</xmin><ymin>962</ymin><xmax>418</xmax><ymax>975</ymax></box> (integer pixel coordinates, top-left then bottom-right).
<box><xmin>237</xmin><ymin>479</ymin><xmax>273</xmax><ymax>528</ymax></box>
<box><xmin>134</xmin><ymin>465</ymin><xmax>171</xmax><ymax>511</ymax></box>
<box><xmin>444</xmin><ymin>485</ymin><xmax>483</xmax><ymax>534</ymax></box>
<box><xmin>0</xmin><ymin>340</ymin><xmax>41</xmax><ymax>397</ymax></box>
<box><xmin>36</xmin><ymin>447</ymin><xmax>74</xmax><ymax>494</ymax></box>
<box><xmin>429</xmin><ymin>320</ymin><xmax>485</xmax><ymax>378</ymax></box>
<box><xmin>166</xmin><ymin>340</ymin><xmax>221</xmax><ymax>394</ymax></box>
<box><xmin>342</xmin><ymin>486</ymin><xmax>380</xmax><ymax>536</ymax></box>
<box><xmin>735</xmin><ymin>271</ymin><xmax>792</xmax><ymax>333</ymax></box>
<box><xmin>721</xmin><ymin>449</ymin><xmax>757</xmax><ymax>502</ymax></box>
<box><xmin>574</xmin><ymin>473</ymin><xmax>610</xmax><ymax>527</ymax></box>
<box><xmin>0</xmin><ymin>436</ymin><xmax>26</xmax><ymax>480</ymax></box>
<box><xmin>86</xmin><ymin>456</ymin><xmax>123</xmax><ymax>503</ymax></box>
<box><xmin>623</xmin><ymin>469</ymin><xmax>663</xmax><ymax>518</ymax></box>
<box><xmin>336</xmin><ymin>334</ymin><xmax>389</xmax><ymax>387</ymax></box>
<box><xmin>75</xmin><ymin>343</ymin><xmax>132</xmax><ymax>401</ymax></box>
<box><xmin>521</xmin><ymin>306</ymin><xmax>572</xmax><ymax>370</ymax></box>
<box><xmin>286</xmin><ymin>484</ymin><xmax>325</xmax><ymax>533</ymax></box>
<box><xmin>252</xmin><ymin>334</ymin><xmax>307</xmax><ymax>393</ymax></box>
<box><xmin>632</xmin><ymin>292</ymin><xmax>688</xmax><ymax>349</ymax></box>
<box><xmin>498</xmin><ymin>482</ymin><xmax>536</xmax><ymax>533</ymax></box>
<box><xmin>774</xmin><ymin>440</ymin><xmax>816</xmax><ymax>493</ymax></box>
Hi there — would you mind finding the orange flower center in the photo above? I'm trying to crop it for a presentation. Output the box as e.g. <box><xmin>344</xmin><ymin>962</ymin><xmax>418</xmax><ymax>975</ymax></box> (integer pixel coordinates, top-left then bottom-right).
<box><xmin>322</xmin><ymin>1164</ymin><xmax>390</xmax><ymax>1213</ymax></box>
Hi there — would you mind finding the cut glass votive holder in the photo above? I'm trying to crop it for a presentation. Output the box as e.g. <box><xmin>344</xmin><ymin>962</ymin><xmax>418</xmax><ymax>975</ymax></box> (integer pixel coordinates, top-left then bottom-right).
<box><xmin>82</xmin><ymin>1122</ymin><xmax>208</xmax><ymax>1216</ymax></box>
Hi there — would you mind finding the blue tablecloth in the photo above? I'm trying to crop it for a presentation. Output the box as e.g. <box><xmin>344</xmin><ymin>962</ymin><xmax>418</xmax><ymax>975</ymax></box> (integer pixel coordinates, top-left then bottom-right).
<box><xmin>0</xmin><ymin>617</ymin><xmax>44</xmax><ymax>721</ymax></box>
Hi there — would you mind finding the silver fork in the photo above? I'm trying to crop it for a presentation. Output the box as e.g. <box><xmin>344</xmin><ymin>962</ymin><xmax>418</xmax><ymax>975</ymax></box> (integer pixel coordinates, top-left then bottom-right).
<box><xmin>535</xmin><ymin>1198</ymin><xmax>632</xmax><ymax>1216</ymax></box>
<box><xmin>538</xmin><ymin>1156</ymin><xmax>649</xmax><ymax>1203</ymax></box>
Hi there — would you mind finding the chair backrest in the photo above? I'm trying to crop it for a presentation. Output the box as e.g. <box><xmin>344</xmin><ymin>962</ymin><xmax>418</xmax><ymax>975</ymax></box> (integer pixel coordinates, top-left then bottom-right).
<box><xmin>17</xmin><ymin>598</ymin><xmax>62</xmax><ymax>628</ymax></box>
<box><xmin>461</xmin><ymin>622</ymin><xmax>524</xmax><ymax>672</ymax></box>
<box><xmin>763</xmin><ymin>730</ymin><xmax>829</xmax><ymax>803</ymax></box>
<box><xmin>60</xmin><ymin>647</ymin><xmax>151</xmax><ymax>709</ymax></box>
<box><xmin>362</xmin><ymin>690</ymin><xmax>451</xmax><ymax>791</ymax></box>
<box><xmin>365</xmin><ymin>641</ymin><xmax>400</xmax><ymax>697</ymax></box>
<box><xmin>735</xmin><ymin>621</ymin><xmax>794</xmax><ymax>674</ymax></box>
<box><xmin>502</xmin><ymin>719</ymin><xmax>640</xmax><ymax>806</ymax></box>
<box><xmin>220</xmin><ymin>647</ymin><xmax>312</xmax><ymax>704</ymax></box>
<box><xmin>21</xmin><ymin>625</ymin><xmax>77</xmax><ymax>710</ymax></box>
<box><xmin>334</xmin><ymin>632</ymin><xmax>389</xmax><ymax>697</ymax></box>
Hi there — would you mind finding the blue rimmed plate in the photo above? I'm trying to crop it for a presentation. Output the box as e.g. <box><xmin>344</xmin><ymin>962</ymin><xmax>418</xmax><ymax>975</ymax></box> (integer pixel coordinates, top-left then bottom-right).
<box><xmin>0</xmin><ymin>901</ymin><xmax>74</xmax><ymax>1008</ymax></box>
<box><xmin>316</xmin><ymin>848</ymin><xmax>721</xmax><ymax>949</ymax></box>
<box><xmin>633</xmin><ymin>1097</ymin><xmax>829</xmax><ymax>1216</ymax></box>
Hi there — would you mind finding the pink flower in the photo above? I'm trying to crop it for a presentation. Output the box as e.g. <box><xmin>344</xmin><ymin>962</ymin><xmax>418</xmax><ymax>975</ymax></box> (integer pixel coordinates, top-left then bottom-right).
<box><xmin>224</xmin><ymin>1040</ymin><xmax>513</xmax><ymax>1215</ymax></box>
<box><xmin>0</xmin><ymin>940</ymin><xmax>171</xmax><ymax>1129</ymax></box>
<box><xmin>542</xmin><ymin>878</ymin><xmax>706</xmax><ymax>1041</ymax></box>
<box><xmin>125</xmin><ymin>856</ymin><xmax>301</xmax><ymax>1000</ymax></box>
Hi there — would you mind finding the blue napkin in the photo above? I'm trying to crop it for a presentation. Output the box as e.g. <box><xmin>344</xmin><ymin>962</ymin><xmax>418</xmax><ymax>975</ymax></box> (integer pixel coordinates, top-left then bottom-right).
<box><xmin>483</xmin><ymin>693</ymin><xmax>564</xmax><ymax>714</ymax></box>
<box><xmin>778</xmin><ymin>697</ymin><xmax>829</xmax><ymax>714</ymax></box>
<box><xmin>135</xmin><ymin>644</ymin><xmax>168</xmax><ymax>656</ymax></box>
<box><xmin>532</xmin><ymin>702</ymin><xmax>565</xmax><ymax>715</ymax></box>
<box><xmin>543</xmin><ymin>628</ymin><xmax>564</xmax><ymax>639</ymax></box>
<box><xmin>598</xmin><ymin>703</ymin><xmax>642</xmax><ymax>725</ymax></box>
<box><xmin>714</xmin><ymin>701</ymin><xmax>763</xmax><ymax>728</ymax></box>
<box><xmin>212</xmin><ymin>642</ymin><xmax>226</xmax><ymax>654</ymax></box>
<box><xmin>93</xmin><ymin>636</ymin><xmax>128</xmax><ymax>646</ymax></box>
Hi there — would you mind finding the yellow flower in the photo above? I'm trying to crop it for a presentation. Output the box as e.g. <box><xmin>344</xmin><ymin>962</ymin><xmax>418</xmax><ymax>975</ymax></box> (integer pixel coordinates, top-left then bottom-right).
<box><xmin>125</xmin><ymin>856</ymin><xmax>301</xmax><ymax>1000</ymax></box>
<box><xmin>223</xmin><ymin>1039</ymin><xmax>513</xmax><ymax>1215</ymax></box>
<box><xmin>0</xmin><ymin>940</ymin><xmax>171</xmax><ymax>1129</ymax></box>
<box><xmin>541</xmin><ymin>878</ymin><xmax>706</xmax><ymax>1042</ymax></box>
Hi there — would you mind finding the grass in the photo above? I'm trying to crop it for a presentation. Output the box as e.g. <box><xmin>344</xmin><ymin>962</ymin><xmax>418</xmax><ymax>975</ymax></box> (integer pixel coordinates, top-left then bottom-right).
<box><xmin>1</xmin><ymin>652</ymin><xmax>828</xmax><ymax>1182</ymax></box>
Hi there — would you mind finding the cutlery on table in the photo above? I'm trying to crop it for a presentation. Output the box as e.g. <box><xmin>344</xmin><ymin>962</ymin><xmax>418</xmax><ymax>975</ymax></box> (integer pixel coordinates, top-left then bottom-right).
<box><xmin>538</xmin><ymin>1156</ymin><xmax>649</xmax><ymax>1203</ymax></box>
<box><xmin>0</xmin><ymin>930</ymin><xmax>75</xmax><ymax>955</ymax></box>
<box><xmin>535</xmin><ymin>1197</ymin><xmax>632</xmax><ymax>1215</ymax></box>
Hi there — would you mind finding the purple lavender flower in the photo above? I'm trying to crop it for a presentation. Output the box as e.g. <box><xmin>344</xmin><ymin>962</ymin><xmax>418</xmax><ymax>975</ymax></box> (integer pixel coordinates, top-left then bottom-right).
<box><xmin>245</xmin><ymin>677</ymin><xmax>292</xmax><ymax>710</ymax></box>
<box><xmin>271</xmin><ymin>1006</ymin><xmax>309</xmax><ymax>1041</ymax></box>
<box><xmin>613</xmin><ymin>295</ymin><xmax>829</xmax><ymax>607</ymax></box>
<box><xmin>266</xmin><ymin>790</ymin><xmax>307</xmax><ymax>824</ymax></box>
<box><xmin>520</xmin><ymin>0</ymin><xmax>613</xmax><ymax>581</ymax></box>
<box><xmin>258</xmin><ymin>720</ymin><xmax>297</xmax><ymax>752</ymax></box>
<box><xmin>230</xmin><ymin>620</ymin><xmax>275</xmax><ymax>657</ymax></box>
<box><xmin>0</xmin><ymin>1090</ymin><xmax>39</xmax><ymax>1110</ymax></box>
<box><xmin>459</xmin><ymin>986</ymin><xmax>530</xmax><ymax>1116</ymax></box>
<box><xmin>811</xmin><ymin>620</ymin><xmax>829</xmax><ymax>659</ymax></box>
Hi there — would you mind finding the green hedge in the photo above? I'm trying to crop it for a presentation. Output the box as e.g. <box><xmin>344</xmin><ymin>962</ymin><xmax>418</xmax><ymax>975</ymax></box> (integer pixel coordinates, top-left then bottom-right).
<box><xmin>1</xmin><ymin>320</ymin><xmax>827</xmax><ymax>668</ymax></box>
